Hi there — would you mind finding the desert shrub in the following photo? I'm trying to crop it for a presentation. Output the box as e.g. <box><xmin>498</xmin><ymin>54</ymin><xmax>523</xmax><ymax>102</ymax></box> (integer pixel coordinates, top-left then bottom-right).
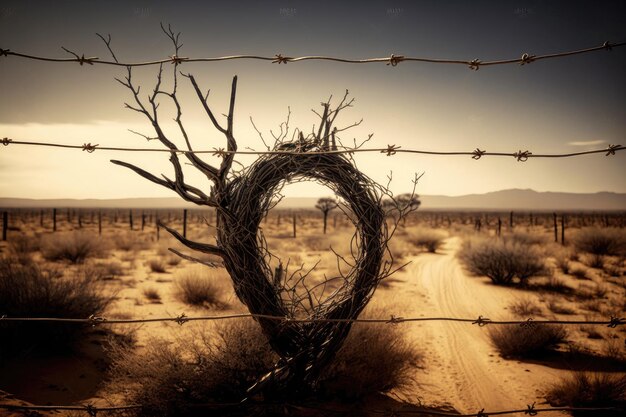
<box><xmin>546</xmin><ymin>298</ymin><xmax>576</xmax><ymax>315</ymax></box>
<box><xmin>546</xmin><ymin>372</ymin><xmax>626</xmax><ymax>417</ymax></box>
<box><xmin>148</xmin><ymin>259</ymin><xmax>168</xmax><ymax>273</ymax></box>
<box><xmin>488</xmin><ymin>324</ymin><xmax>567</xmax><ymax>358</ymax></box>
<box><xmin>90</xmin><ymin>261</ymin><xmax>126</xmax><ymax>280</ymax></box>
<box><xmin>570</xmin><ymin>266</ymin><xmax>590</xmax><ymax>280</ymax></box>
<box><xmin>508</xmin><ymin>232</ymin><xmax>548</xmax><ymax>246</ymax></box>
<box><xmin>41</xmin><ymin>231</ymin><xmax>106</xmax><ymax>263</ymax></box>
<box><xmin>574</xmin><ymin>228</ymin><xmax>626</xmax><ymax>257</ymax></box>
<box><xmin>0</xmin><ymin>257</ymin><xmax>112</xmax><ymax>356</ymax></box>
<box><xmin>108</xmin><ymin>307</ymin><xmax>420</xmax><ymax>416</ymax></box>
<box><xmin>508</xmin><ymin>297</ymin><xmax>542</xmax><ymax>317</ymax></box>
<box><xmin>458</xmin><ymin>237</ymin><xmax>550</xmax><ymax>285</ymax></box>
<box><xmin>173</xmin><ymin>268</ymin><xmax>229</xmax><ymax>308</ymax></box>
<box><xmin>7</xmin><ymin>234</ymin><xmax>40</xmax><ymax>263</ymax></box>
<box><xmin>143</xmin><ymin>287</ymin><xmax>161</xmax><ymax>302</ymax></box>
<box><xmin>411</xmin><ymin>228</ymin><xmax>446</xmax><ymax>253</ymax></box>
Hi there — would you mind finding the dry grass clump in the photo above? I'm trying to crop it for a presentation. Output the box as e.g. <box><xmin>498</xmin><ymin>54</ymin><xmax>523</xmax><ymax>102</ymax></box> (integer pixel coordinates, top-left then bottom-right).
<box><xmin>142</xmin><ymin>287</ymin><xmax>161</xmax><ymax>303</ymax></box>
<box><xmin>508</xmin><ymin>231</ymin><xmax>548</xmax><ymax>246</ymax></box>
<box><xmin>41</xmin><ymin>231</ymin><xmax>106</xmax><ymax>263</ymax></box>
<box><xmin>546</xmin><ymin>298</ymin><xmax>576</xmax><ymax>315</ymax></box>
<box><xmin>173</xmin><ymin>268</ymin><xmax>230</xmax><ymax>308</ymax></box>
<box><xmin>488</xmin><ymin>324</ymin><xmax>567</xmax><ymax>358</ymax></box>
<box><xmin>0</xmin><ymin>257</ymin><xmax>112</xmax><ymax>355</ymax></box>
<box><xmin>574</xmin><ymin>227</ymin><xmax>626</xmax><ymax>257</ymax></box>
<box><xmin>7</xmin><ymin>234</ymin><xmax>40</xmax><ymax>263</ymax></box>
<box><xmin>508</xmin><ymin>297</ymin><xmax>543</xmax><ymax>317</ymax></box>
<box><xmin>92</xmin><ymin>261</ymin><xmax>126</xmax><ymax>280</ymax></box>
<box><xmin>108</xmin><ymin>307</ymin><xmax>420</xmax><ymax>416</ymax></box>
<box><xmin>410</xmin><ymin>228</ymin><xmax>446</xmax><ymax>253</ymax></box>
<box><xmin>570</xmin><ymin>266</ymin><xmax>591</xmax><ymax>280</ymax></box>
<box><xmin>148</xmin><ymin>258</ymin><xmax>168</xmax><ymax>273</ymax></box>
<box><xmin>458</xmin><ymin>237</ymin><xmax>550</xmax><ymax>285</ymax></box>
<box><xmin>546</xmin><ymin>372</ymin><xmax>626</xmax><ymax>417</ymax></box>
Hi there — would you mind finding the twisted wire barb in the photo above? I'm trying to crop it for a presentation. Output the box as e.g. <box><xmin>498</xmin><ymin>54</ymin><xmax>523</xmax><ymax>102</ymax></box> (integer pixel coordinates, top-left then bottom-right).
<box><xmin>1</xmin><ymin>313</ymin><xmax>623</xmax><ymax>326</ymax></box>
<box><xmin>1</xmin><ymin>139</ymin><xmax>624</xmax><ymax>160</ymax></box>
<box><xmin>0</xmin><ymin>41</ymin><xmax>624</xmax><ymax>68</ymax></box>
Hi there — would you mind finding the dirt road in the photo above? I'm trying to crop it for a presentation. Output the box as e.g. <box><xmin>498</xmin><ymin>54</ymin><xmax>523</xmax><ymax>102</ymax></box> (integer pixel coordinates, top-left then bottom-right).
<box><xmin>391</xmin><ymin>237</ymin><xmax>566</xmax><ymax>414</ymax></box>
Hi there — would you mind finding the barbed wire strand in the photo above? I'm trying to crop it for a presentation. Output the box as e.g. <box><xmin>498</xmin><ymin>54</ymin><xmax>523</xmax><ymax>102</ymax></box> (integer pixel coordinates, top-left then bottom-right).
<box><xmin>1</xmin><ymin>139</ymin><xmax>623</xmax><ymax>161</ymax></box>
<box><xmin>0</xmin><ymin>402</ymin><xmax>621</xmax><ymax>416</ymax></box>
<box><xmin>1</xmin><ymin>313</ymin><xmax>624</xmax><ymax>327</ymax></box>
<box><xmin>0</xmin><ymin>41</ymin><xmax>624</xmax><ymax>69</ymax></box>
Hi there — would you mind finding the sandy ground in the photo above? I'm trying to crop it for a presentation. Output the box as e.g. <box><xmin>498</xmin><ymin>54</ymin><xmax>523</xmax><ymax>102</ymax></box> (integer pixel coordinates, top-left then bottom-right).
<box><xmin>392</xmin><ymin>237</ymin><xmax>568</xmax><ymax>415</ymax></box>
<box><xmin>1</xmin><ymin>214</ymin><xmax>625</xmax><ymax>416</ymax></box>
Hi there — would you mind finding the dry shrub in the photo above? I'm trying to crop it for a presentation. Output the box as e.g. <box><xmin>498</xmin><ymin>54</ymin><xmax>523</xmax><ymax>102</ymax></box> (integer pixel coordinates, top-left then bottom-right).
<box><xmin>553</xmin><ymin>247</ymin><xmax>573</xmax><ymax>274</ymax></box>
<box><xmin>108</xmin><ymin>307</ymin><xmax>420</xmax><ymax>417</ymax></box>
<box><xmin>7</xmin><ymin>234</ymin><xmax>40</xmax><ymax>263</ymax></box>
<box><xmin>174</xmin><ymin>268</ymin><xmax>230</xmax><ymax>308</ymax></box>
<box><xmin>41</xmin><ymin>231</ymin><xmax>106</xmax><ymax>263</ymax></box>
<box><xmin>148</xmin><ymin>259</ymin><xmax>168</xmax><ymax>273</ymax></box>
<box><xmin>90</xmin><ymin>261</ymin><xmax>126</xmax><ymax>280</ymax></box>
<box><xmin>410</xmin><ymin>228</ymin><xmax>446</xmax><ymax>253</ymax></box>
<box><xmin>143</xmin><ymin>287</ymin><xmax>161</xmax><ymax>302</ymax></box>
<box><xmin>547</xmin><ymin>298</ymin><xmax>576</xmax><ymax>315</ymax></box>
<box><xmin>458</xmin><ymin>237</ymin><xmax>550</xmax><ymax>285</ymax></box>
<box><xmin>0</xmin><ymin>257</ymin><xmax>112</xmax><ymax>356</ymax></box>
<box><xmin>508</xmin><ymin>297</ymin><xmax>543</xmax><ymax>317</ymax></box>
<box><xmin>508</xmin><ymin>231</ymin><xmax>548</xmax><ymax>246</ymax></box>
<box><xmin>570</xmin><ymin>266</ymin><xmax>591</xmax><ymax>280</ymax></box>
<box><xmin>546</xmin><ymin>372</ymin><xmax>626</xmax><ymax>417</ymax></box>
<box><xmin>574</xmin><ymin>228</ymin><xmax>626</xmax><ymax>257</ymax></box>
<box><xmin>489</xmin><ymin>324</ymin><xmax>567</xmax><ymax>358</ymax></box>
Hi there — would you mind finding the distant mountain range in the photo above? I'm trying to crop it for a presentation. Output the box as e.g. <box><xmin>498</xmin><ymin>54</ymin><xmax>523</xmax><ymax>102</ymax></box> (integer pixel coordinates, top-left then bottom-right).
<box><xmin>1</xmin><ymin>189</ymin><xmax>625</xmax><ymax>211</ymax></box>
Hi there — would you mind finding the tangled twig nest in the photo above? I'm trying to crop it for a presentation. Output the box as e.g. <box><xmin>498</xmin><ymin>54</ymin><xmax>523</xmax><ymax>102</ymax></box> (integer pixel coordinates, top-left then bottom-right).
<box><xmin>219</xmin><ymin>150</ymin><xmax>388</xmax><ymax>393</ymax></box>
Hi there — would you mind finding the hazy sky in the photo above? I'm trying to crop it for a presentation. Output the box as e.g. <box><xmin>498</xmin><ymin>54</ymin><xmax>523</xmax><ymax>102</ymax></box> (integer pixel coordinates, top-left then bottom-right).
<box><xmin>0</xmin><ymin>0</ymin><xmax>624</xmax><ymax>199</ymax></box>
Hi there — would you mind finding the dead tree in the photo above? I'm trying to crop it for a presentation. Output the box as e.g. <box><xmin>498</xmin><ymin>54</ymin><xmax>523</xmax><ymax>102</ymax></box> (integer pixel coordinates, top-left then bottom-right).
<box><xmin>102</xmin><ymin>26</ymin><xmax>416</xmax><ymax>398</ymax></box>
<box><xmin>315</xmin><ymin>198</ymin><xmax>338</xmax><ymax>234</ymax></box>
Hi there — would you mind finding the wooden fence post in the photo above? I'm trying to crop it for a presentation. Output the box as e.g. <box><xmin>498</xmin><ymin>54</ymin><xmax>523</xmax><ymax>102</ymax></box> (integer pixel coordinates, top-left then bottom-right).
<box><xmin>129</xmin><ymin>210</ymin><xmax>133</xmax><ymax>230</ymax></box>
<box><xmin>292</xmin><ymin>213</ymin><xmax>297</xmax><ymax>238</ymax></box>
<box><xmin>98</xmin><ymin>211</ymin><xmax>102</xmax><ymax>236</ymax></box>
<box><xmin>497</xmin><ymin>217</ymin><xmax>501</xmax><ymax>237</ymax></box>
<box><xmin>53</xmin><ymin>208</ymin><xmax>57</xmax><ymax>232</ymax></box>
<box><xmin>2</xmin><ymin>211</ymin><xmax>7</xmax><ymax>241</ymax></box>
<box><xmin>509</xmin><ymin>211</ymin><xmax>514</xmax><ymax>229</ymax></box>
<box><xmin>183</xmin><ymin>209</ymin><xmax>188</xmax><ymax>238</ymax></box>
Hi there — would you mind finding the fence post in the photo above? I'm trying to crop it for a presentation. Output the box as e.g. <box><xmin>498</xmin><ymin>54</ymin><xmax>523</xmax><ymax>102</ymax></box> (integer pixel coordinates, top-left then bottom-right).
<box><xmin>52</xmin><ymin>208</ymin><xmax>57</xmax><ymax>232</ymax></box>
<box><xmin>553</xmin><ymin>212</ymin><xmax>558</xmax><ymax>242</ymax></box>
<box><xmin>497</xmin><ymin>217</ymin><xmax>501</xmax><ymax>237</ymax></box>
<box><xmin>292</xmin><ymin>213</ymin><xmax>297</xmax><ymax>238</ymax></box>
<box><xmin>509</xmin><ymin>211</ymin><xmax>514</xmax><ymax>229</ymax></box>
<box><xmin>2</xmin><ymin>211</ymin><xmax>7</xmax><ymax>241</ymax></box>
<box><xmin>141</xmin><ymin>211</ymin><xmax>146</xmax><ymax>231</ymax></box>
<box><xmin>156</xmin><ymin>213</ymin><xmax>160</xmax><ymax>241</ymax></box>
<box><xmin>98</xmin><ymin>211</ymin><xmax>102</xmax><ymax>236</ymax></box>
<box><xmin>129</xmin><ymin>210</ymin><xmax>133</xmax><ymax>230</ymax></box>
<box><xmin>183</xmin><ymin>209</ymin><xmax>188</xmax><ymax>238</ymax></box>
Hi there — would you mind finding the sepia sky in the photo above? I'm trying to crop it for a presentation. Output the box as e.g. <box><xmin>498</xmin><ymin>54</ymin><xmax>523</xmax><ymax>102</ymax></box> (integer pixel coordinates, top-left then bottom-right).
<box><xmin>0</xmin><ymin>0</ymin><xmax>625</xmax><ymax>199</ymax></box>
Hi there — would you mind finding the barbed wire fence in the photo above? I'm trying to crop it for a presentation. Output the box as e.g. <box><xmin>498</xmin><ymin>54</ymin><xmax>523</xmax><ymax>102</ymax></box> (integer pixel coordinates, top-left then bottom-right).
<box><xmin>1</xmin><ymin>138</ymin><xmax>624</xmax><ymax>161</ymax></box>
<box><xmin>1</xmin><ymin>37</ymin><xmax>626</xmax><ymax>417</ymax></box>
<box><xmin>0</xmin><ymin>401</ymin><xmax>622</xmax><ymax>417</ymax></box>
<box><xmin>0</xmin><ymin>40</ymin><xmax>624</xmax><ymax>68</ymax></box>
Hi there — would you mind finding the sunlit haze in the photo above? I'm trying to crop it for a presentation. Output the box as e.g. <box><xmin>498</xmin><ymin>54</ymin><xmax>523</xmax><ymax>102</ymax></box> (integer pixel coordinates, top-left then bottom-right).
<box><xmin>1</xmin><ymin>0</ymin><xmax>624</xmax><ymax>199</ymax></box>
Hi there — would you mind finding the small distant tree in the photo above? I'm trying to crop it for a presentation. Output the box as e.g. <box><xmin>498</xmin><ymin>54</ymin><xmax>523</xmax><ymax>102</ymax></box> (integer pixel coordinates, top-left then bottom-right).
<box><xmin>315</xmin><ymin>198</ymin><xmax>338</xmax><ymax>234</ymax></box>
<box><xmin>382</xmin><ymin>193</ymin><xmax>421</xmax><ymax>226</ymax></box>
